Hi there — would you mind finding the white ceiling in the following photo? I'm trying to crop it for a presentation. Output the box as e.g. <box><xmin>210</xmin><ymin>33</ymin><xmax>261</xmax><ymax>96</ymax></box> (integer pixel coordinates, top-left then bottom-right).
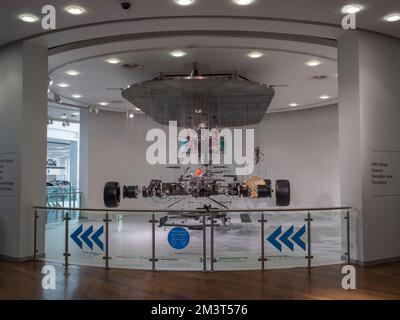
<box><xmin>3</xmin><ymin>0</ymin><xmax>397</xmax><ymax>120</ymax></box>
<box><xmin>49</xmin><ymin>45</ymin><xmax>338</xmax><ymax>113</ymax></box>
<box><xmin>48</xmin><ymin>101</ymin><xmax>81</xmax><ymax>122</ymax></box>
<box><xmin>1</xmin><ymin>0</ymin><xmax>400</xmax><ymax>47</ymax></box>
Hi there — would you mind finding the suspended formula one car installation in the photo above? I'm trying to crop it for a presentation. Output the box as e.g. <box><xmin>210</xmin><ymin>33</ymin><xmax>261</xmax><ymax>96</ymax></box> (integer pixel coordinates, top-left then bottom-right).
<box><xmin>107</xmin><ymin>63</ymin><xmax>289</xmax><ymax>227</ymax></box>
<box><xmin>103</xmin><ymin>168</ymin><xmax>290</xmax><ymax>208</ymax></box>
<box><xmin>103</xmin><ymin>169</ymin><xmax>290</xmax><ymax>228</ymax></box>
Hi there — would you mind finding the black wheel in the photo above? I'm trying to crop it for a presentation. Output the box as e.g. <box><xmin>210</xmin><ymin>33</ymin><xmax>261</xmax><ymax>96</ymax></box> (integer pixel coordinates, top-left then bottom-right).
<box><xmin>275</xmin><ymin>180</ymin><xmax>290</xmax><ymax>206</ymax></box>
<box><xmin>104</xmin><ymin>182</ymin><xmax>121</xmax><ymax>208</ymax></box>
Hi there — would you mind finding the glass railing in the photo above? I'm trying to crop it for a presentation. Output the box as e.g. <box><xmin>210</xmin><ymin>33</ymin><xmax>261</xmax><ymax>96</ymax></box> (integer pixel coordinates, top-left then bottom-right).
<box><xmin>33</xmin><ymin>206</ymin><xmax>352</xmax><ymax>271</ymax></box>
<box><xmin>45</xmin><ymin>186</ymin><xmax>82</xmax><ymax>222</ymax></box>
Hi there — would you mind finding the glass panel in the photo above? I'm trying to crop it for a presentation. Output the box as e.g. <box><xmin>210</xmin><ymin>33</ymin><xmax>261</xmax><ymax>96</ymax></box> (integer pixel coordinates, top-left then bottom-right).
<box><xmin>46</xmin><ymin>186</ymin><xmax>82</xmax><ymax>213</ymax></box>
<box><xmin>214</xmin><ymin>211</ymin><xmax>261</xmax><ymax>271</ymax></box>
<box><xmin>42</xmin><ymin>209</ymin><xmax>65</xmax><ymax>263</ymax></box>
<box><xmin>154</xmin><ymin>211</ymin><xmax>204</xmax><ymax>271</ymax></box>
<box><xmin>311</xmin><ymin>210</ymin><xmax>344</xmax><ymax>266</ymax></box>
<box><xmin>264</xmin><ymin>211</ymin><xmax>308</xmax><ymax>269</ymax></box>
<box><xmin>68</xmin><ymin>211</ymin><xmax>105</xmax><ymax>267</ymax></box>
<box><xmin>109</xmin><ymin>212</ymin><xmax>153</xmax><ymax>270</ymax></box>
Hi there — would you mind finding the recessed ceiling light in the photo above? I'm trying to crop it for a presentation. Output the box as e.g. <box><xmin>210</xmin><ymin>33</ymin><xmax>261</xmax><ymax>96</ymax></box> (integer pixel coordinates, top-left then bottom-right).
<box><xmin>247</xmin><ymin>51</ymin><xmax>263</xmax><ymax>59</ymax></box>
<box><xmin>66</xmin><ymin>70</ymin><xmax>80</xmax><ymax>76</ymax></box>
<box><xmin>174</xmin><ymin>0</ymin><xmax>194</xmax><ymax>6</ymax></box>
<box><xmin>319</xmin><ymin>95</ymin><xmax>330</xmax><ymax>100</ymax></box>
<box><xmin>233</xmin><ymin>0</ymin><xmax>255</xmax><ymax>5</ymax></box>
<box><xmin>61</xmin><ymin>114</ymin><xmax>68</xmax><ymax>119</ymax></box>
<box><xmin>289</xmin><ymin>103</ymin><xmax>299</xmax><ymax>107</ymax></box>
<box><xmin>306</xmin><ymin>59</ymin><xmax>322</xmax><ymax>67</ymax></box>
<box><xmin>65</xmin><ymin>6</ymin><xmax>86</xmax><ymax>15</ymax></box>
<box><xmin>384</xmin><ymin>14</ymin><xmax>400</xmax><ymax>22</ymax></box>
<box><xmin>170</xmin><ymin>50</ymin><xmax>187</xmax><ymax>58</ymax></box>
<box><xmin>18</xmin><ymin>14</ymin><xmax>39</xmax><ymax>23</ymax></box>
<box><xmin>73</xmin><ymin>112</ymin><xmax>80</xmax><ymax>116</ymax></box>
<box><xmin>341</xmin><ymin>4</ymin><xmax>363</xmax><ymax>14</ymax></box>
<box><xmin>106</xmin><ymin>57</ymin><xmax>121</xmax><ymax>64</ymax></box>
<box><xmin>57</xmin><ymin>82</ymin><xmax>70</xmax><ymax>88</ymax></box>
<box><xmin>99</xmin><ymin>102</ymin><xmax>109</xmax><ymax>106</ymax></box>
<box><xmin>134</xmin><ymin>107</ymin><xmax>141</xmax><ymax>111</ymax></box>
<box><xmin>72</xmin><ymin>94</ymin><xmax>82</xmax><ymax>99</ymax></box>
<box><xmin>126</xmin><ymin>111</ymin><xmax>135</xmax><ymax>119</ymax></box>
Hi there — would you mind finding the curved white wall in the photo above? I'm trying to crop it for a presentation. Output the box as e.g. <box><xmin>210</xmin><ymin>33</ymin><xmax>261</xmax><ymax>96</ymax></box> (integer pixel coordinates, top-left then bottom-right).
<box><xmin>256</xmin><ymin>105</ymin><xmax>340</xmax><ymax>208</ymax></box>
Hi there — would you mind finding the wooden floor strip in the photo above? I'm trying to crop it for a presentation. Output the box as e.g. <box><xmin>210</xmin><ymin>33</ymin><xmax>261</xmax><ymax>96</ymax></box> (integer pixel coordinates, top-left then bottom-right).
<box><xmin>0</xmin><ymin>261</ymin><xmax>399</xmax><ymax>300</ymax></box>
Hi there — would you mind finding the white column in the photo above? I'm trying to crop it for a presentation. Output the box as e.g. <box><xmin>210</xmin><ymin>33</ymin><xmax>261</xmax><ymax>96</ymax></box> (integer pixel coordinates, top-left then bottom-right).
<box><xmin>0</xmin><ymin>41</ymin><xmax>48</xmax><ymax>260</ymax></box>
<box><xmin>338</xmin><ymin>30</ymin><xmax>400</xmax><ymax>264</ymax></box>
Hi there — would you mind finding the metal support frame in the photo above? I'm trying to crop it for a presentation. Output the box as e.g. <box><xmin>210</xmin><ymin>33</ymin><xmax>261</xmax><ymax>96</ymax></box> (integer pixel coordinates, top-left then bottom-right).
<box><xmin>103</xmin><ymin>212</ymin><xmax>111</xmax><ymax>269</ymax></box>
<box><xmin>305</xmin><ymin>211</ymin><xmax>314</xmax><ymax>269</ymax></box>
<box><xmin>258</xmin><ymin>212</ymin><xmax>268</xmax><ymax>271</ymax></box>
<box><xmin>63</xmin><ymin>210</ymin><xmax>71</xmax><ymax>267</ymax></box>
<box><xmin>202</xmin><ymin>215</ymin><xmax>207</xmax><ymax>272</ymax></box>
<box><xmin>149</xmin><ymin>212</ymin><xmax>159</xmax><ymax>271</ymax></box>
<box><xmin>345</xmin><ymin>209</ymin><xmax>351</xmax><ymax>264</ymax></box>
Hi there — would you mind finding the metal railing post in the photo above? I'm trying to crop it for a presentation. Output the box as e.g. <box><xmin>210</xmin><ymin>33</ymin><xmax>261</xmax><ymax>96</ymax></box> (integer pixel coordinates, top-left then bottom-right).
<box><xmin>63</xmin><ymin>210</ymin><xmax>70</xmax><ymax>267</ymax></box>
<box><xmin>33</xmin><ymin>210</ymin><xmax>38</xmax><ymax>262</ymax></box>
<box><xmin>210</xmin><ymin>212</ymin><xmax>215</xmax><ymax>272</ymax></box>
<box><xmin>69</xmin><ymin>187</ymin><xmax>72</xmax><ymax>211</ymax></box>
<box><xmin>202</xmin><ymin>214</ymin><xmax>207</xmax><ymax>272</ymax></box>
<box><xmin>79</xmin><ymin>192</ymin><xmax>83</xmax><ymax>210</ymax></box>
<box><xmin>103</xmin><ymin>212</ymin><xmax>111</xmax><ymax>269</ymax></box>
<box><xmin>55</xmin><ymin>193</ymin><xmax>59</xmax><ymax>220</ymax></box>
<box><xmin>258</xmin><ymin>212</ymin><xmax>267</xmax><ymax>271</ymax></box>
<box><xmin>345</xmin><ymin>209</ymin><xmax>351</xmax><ymax>264</ymax></box>
<box><xmin>305</xmin><ymin>211</ymin><xmax>314</xmax><ymax>269</ymax></box>
<box><xmin>149</xmin><ymin>212</ymin><xmax>159</xmax><ymax>271</ymax></box>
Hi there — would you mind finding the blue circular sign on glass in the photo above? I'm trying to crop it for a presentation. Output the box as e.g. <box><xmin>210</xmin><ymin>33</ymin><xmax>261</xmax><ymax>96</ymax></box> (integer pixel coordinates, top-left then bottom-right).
<box><xmin>168</xmin><ymin>227</ymin><xmax>190</xmax><ymax>250</ymax></box>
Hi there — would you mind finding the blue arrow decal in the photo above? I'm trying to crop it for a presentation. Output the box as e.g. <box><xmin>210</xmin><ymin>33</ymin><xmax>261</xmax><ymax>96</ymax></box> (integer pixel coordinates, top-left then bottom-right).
<box><xmin>81</xmin><ymin>225</ymin><xmax>93</xmax><ymax>250</ymax></box>
<box><xmin>91</xmin><ymin>226</ymin><xmax>104</xmax><ymax>251</ymax></box>
<box><xmin>280</xmin><ymin>226</ymin><xmax>294</xmax><ymax>251</ymax></box>
<box><xmin>71</xmin><ymin>224</ymin><xmax>83</xmax><ymax>249</ymax></box>
<box><xmin>292</xmin><ymin>225</ymin><xmax>306</xmax><ymax>251</ymax></box>
<box><xmin>267</xmin><ymin>226</ymin><xmax>282</xmax><ymax>251</ymax></box>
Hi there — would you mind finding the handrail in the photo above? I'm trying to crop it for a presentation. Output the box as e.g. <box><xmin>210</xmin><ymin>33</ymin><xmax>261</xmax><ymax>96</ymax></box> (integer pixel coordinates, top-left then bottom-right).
<box><xmin>46</xmin><ymin>192</ymin><xmax>83</xmax><ymax>196</ymax></box>
<box><xmin>33</xmin><ymin>205</ymin><xmax>351</xmax><ymax>213</ymax></box>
